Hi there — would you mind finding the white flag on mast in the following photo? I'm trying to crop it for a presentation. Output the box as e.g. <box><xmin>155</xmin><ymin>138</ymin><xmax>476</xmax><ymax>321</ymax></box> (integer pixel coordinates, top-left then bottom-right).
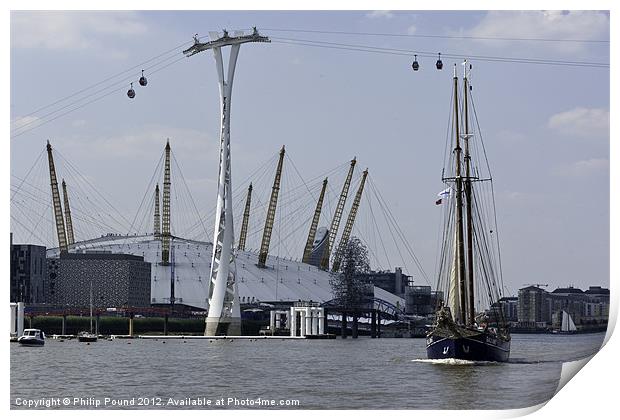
<box><xmin>435</xmin><ymin>188</ymin><xmax>451</xmax><ymax>205</ymax></box>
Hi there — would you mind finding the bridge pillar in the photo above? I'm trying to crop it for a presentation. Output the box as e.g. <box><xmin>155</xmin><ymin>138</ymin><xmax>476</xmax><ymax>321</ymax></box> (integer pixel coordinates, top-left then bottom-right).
<box><xmin>377</xmin><ymin>312</ymin><xmax>381</xmax><ymax>337</ymax></box>
<box><xmin>311</xmin><ymin>310</ymin><xmax>319</xmax><ymax>335</ymax></box>
<box><xmin>62</xmin><ymin>314</ymin><xmax>67</xmax><ymax>335</ymax></box>
<box><xmin>341</xmin><ymin>311</ymin><xmax>347</xmax><ymax>338</ymax></box>
<box><xmin>323</xmin><ymin>308</ymin><xmax>328</xmax><ymax>335</ymax></box>
<box><xmin>300</xmin><ymin>312</ymin><xmax>306</xmax><ymax>337</ymax></box>
<box><xmin>371</xmin><ymin>310</ymin><xmax>377</xmax><ymax>338</ymax></box>
<box><xmin>352</xmin><ymin>313</ymin><xmax>358</xmax><ymax>339</ymax></box>
<box><xmin>290</xmin><ymin>308</ymin><xmax>297</xmax><ymax>336</ymax></box>
<box><xmin>318</xmin><ymin>308</ymin><xmax>325</xmax><ymax>335</ymax></box>
<box><xmin>164</xmin><ymin>314</ymin><xmax>169</xmax><ymax>335</ymax></box>
<box><xmin>305</xmin><ymin>307</ymin><xmax>312</xmax><ymax>336</ymax></box>
<box><xmin>16</xmin><ymin>302</ymin><xmax>25</xmax><ymax>337</ymax></box>
<box><xmin>128</xmin><ymin>313</ymin><xmax>134</xmax><ymax>336</ymax></box>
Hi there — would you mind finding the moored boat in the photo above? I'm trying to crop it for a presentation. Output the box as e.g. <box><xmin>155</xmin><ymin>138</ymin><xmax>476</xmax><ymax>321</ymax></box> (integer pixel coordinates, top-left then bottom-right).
<box><xmin>77</xmin><ymin>331</ymin><xmax>98</xmax><ymax>342</ymax></box>
<box><xmin>78</xmin><ymin>279</ymin><xmax>98</xmax><ymax>343</ymax></box>
<box><xmin>17</xmin><ymin>329</ymin><xmax>45</xmax><ymax>347</ymax></box>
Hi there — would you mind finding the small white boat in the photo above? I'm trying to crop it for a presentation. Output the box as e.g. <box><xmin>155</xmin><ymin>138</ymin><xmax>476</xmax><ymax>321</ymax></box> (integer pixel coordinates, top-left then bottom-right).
<box><xmin>77</xmin><ymin>279</ymin><xmax>98</xmax><ymax>343</ymax></box>
<box><xmin>17</xmin><ymin>329</ymin><xmax>45</xmax><ymax>347</ymax></box>
<box><xmin>77</xmin><ymin>331</ymin><xmax>98</xmax><ymax>342</ymax></box>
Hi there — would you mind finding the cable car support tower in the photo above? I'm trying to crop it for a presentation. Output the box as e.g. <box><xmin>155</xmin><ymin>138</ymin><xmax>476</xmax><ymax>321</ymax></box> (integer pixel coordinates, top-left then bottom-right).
<box><xmin>183</xmin><ymin>28</ymin><xmax>270</xmax><ymax>336</ymax></box>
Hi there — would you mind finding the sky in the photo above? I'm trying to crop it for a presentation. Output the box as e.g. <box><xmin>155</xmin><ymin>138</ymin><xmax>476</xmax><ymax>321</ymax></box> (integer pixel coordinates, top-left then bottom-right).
<box><xmin>8</xmin><ymin>9</ymin><xmax>610</xmax><ymax>296</ymax></box>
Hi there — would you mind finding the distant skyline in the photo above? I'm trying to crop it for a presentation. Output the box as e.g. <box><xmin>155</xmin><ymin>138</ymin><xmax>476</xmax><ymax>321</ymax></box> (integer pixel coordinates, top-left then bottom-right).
<box><xmin>9</xmin><ymin>10</ymin><xmax>610</xmax><ymax>295</ymax></box>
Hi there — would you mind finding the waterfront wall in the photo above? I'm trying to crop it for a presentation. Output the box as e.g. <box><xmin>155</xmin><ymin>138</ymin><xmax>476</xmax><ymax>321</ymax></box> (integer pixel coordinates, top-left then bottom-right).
<box><xmin>28</xmin><ymin>316</ymin><xmax>264</xmax><ymax>336</ymax></box>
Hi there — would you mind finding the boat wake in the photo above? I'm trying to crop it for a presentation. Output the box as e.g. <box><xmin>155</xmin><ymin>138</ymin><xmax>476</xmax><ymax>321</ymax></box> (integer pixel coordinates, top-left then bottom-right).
<box><xmin>411</xmin><ymin>358</ymin><xmax>500</xmax><ymax>366</ymax></box>
<box><xmin>412</xmin><ymin>358</ymin><xmax>554</xmax><ymax>365</ymax></box>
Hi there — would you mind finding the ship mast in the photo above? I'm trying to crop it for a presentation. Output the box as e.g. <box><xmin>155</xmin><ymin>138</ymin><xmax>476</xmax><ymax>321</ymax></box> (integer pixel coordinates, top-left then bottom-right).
<box><xmin>452</xmin><ymin>65</ymin><xmax>468</xmax><ymax>325</ymax></box>
<box><xmin>463</xmin><ymin>61</ymin><xmax>476</xmax><ymax>326</ymax></box>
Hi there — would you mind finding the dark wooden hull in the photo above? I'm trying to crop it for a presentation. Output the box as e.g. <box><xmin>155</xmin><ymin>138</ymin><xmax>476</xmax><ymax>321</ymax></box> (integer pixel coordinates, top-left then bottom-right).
<box><xmin>426</xmin><ymin>329</ymin><xmax>510</xmax><ymax>362</ymax></box>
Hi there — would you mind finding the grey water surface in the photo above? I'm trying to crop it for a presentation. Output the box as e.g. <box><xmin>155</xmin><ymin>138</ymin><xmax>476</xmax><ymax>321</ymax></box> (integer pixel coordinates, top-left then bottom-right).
<box><xmin>10</xmin><ymin>332</ymin><xmax>605</xmax><ymax>410</ymax></box>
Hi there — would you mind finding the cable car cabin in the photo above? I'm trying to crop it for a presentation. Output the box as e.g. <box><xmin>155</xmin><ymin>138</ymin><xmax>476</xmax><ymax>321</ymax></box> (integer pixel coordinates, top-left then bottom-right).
<box><xmin>412</xmin><ymin>54</ymin><xmax>419</xmax><ymax>71</ymax></box>
<box><xmin>436</xmin><ymin>53</ymin><xmax>443</xmax><ymax>70</ymax></box>
<box><xmin>127</xmin><ymin>83</ymin><xmax>136</xmax><ymax>99</ymax></box>
<box><xmin>139</xmin><ymin>70</ymin><xmax>147</xmax><ymax>86</ymax></box>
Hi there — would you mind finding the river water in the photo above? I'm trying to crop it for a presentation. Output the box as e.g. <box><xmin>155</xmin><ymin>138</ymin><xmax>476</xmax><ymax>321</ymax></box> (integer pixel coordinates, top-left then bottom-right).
<box><xmin>10</xmin><ymin>332</ymin><xmax>605</xmax><ymax>410</ymax></box>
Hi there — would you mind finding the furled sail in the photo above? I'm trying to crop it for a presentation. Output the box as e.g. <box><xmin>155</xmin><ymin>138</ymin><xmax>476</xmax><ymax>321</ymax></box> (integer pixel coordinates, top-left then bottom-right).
<box><xmin>447</xmin><ymin>228</ymin><xmax>460</xmax><ymax>323</ymax></box>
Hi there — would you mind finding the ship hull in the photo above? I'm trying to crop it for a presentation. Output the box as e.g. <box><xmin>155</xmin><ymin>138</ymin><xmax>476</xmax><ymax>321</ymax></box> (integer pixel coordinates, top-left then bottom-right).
<box><xmin>17</xmin><ymin>337</ymin><xmax>45</xmax><ymax>347</ymax></box>
<box><xmin>426</xmin><ymin>330</ymin><xmax>510</xmax><ymax>362</ymax></box>
<box><xmin>77</xmin><ymin>334</ymin><xmax>98</xmax><ymax>343</ymax></box>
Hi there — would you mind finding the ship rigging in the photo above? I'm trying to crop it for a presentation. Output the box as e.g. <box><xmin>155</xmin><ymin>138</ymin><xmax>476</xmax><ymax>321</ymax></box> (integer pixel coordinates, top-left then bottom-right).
<box><xmin>426</xmin><ymin>61</ymin><xmax>510</xmax><ymax>362</ymax></box>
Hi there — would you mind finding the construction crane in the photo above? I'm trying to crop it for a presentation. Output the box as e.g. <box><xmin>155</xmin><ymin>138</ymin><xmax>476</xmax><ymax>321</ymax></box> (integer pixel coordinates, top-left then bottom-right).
<box><xmin>46</xmin><ymin>141</ymin><xmax>68</xmax><ymax>253</ymax></box>
<box><xmin>332</xmin><ymin>169</ymin><xmax>368</xmax><ymax>272</ymax></box>
<box><xmin>238</xmin><ymin>183</ymin><xmax>252</xmax><ymax>251</ymax></box>
<box><xmin>61</xmin><ymin>179</ymin><xmax>75</xmax><ymax>246</ymax></box>
<box><xmin>320</xmin><ymin>158</ymin><xmax>356</xmax><ymax>270</ymax></box>
<box><xmin>258</xmin><ymin>146</ymin><xmax>285</xmax><ymax>267</ymax></box>
<box><xmin>153</xmin><ymin>184</ymin><xmax>161</xmax><ymax>236</ymax></box>
<box><xmin>302</xmin><ymin>178</ymin><xmax>328</xmax><ymax>264</ymax></box>
<box><xmin>161</xmin><ymin>140</ymin><xmax>171</xmax><ymax>265</ymax></box>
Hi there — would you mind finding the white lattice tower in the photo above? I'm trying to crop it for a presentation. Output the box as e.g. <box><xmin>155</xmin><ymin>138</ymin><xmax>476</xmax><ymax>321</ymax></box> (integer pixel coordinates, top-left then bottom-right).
<box><xmin>183</xmin><ymin>28</ymin><xmax>269</xmax><ymax>335</ymax></box>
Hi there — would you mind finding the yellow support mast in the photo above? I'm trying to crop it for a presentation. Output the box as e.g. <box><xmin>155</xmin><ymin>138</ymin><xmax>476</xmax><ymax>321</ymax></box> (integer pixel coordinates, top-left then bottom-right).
<box><xmin>320</xmin><ymin>158</ymin><xmax>356</xmax><ymax>270</ymax></box>
<box><xmin>61</xmin><ymin>179</ymin><xmax>75</xmax><ymax>246</ymax></box>
<box><xmin>46</xmin><ymin>141</ymin><xmax>68</xmax><ymax>253</ymax></box>
<box><xmin>302</xmin><ymin>178</ymin><xmax>328</xmax><ymax>263</ymax></box>
<box><xmin>154</xmin><ymin>184</ymin><xmax>161</xmax><ymax>236</ymax></box>
<box><xmin>258</xmin><ymin>146</ymin><xmax>285</xmax><ymax>267</ymax></box>
<box><xmin>161</xmin><ymin>140</ymin><xmax>171</xmax><ymax>265</ymax></box>
<box><xmin>331</xmin><ymin>169</ymin><xmax>368</xmax><ymax>272</ymax></box>
<box><xmin>238</xmin><ymin>183</ymin><xmax>253</xmax><ymax>251</ymax></box>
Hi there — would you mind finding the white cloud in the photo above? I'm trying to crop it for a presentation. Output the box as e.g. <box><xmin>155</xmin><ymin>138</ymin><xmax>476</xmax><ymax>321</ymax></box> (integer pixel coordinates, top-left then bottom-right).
<box><xmin>366</xmin><ymin>11</ymin><xmax>394</xmax><ymax>19</ymax></box>
<box><xmin>465</xmin><ymin>11</ymin><xmax>609</xmax><ymax>53</ymax></box>
<box><xmin>55</xmin><ymin>124</ymin><xmax>219</xmax><ymax>163</ymax></box>
<box><xmin>547</xmin><ymin>107</ymin><xmax>609</xmax><ymax>139</ymax></box>
<box><xmin>11</xmin><ymin>11</ymin><xmax>147</xmax><ymax>56</ymax></box>
<box><xmin>573</xmin><ymin>158</ymin><xmax>609</xmax><ymax>174</ymax></box>
<box><xmin>11</xmin><ymin>115</ymin><xmax>40</xmax><ymax>132</ymax></box>
<box><xmin>553</xmin><ymin>158</ymin><xmax>609</xmax><ymax>177</ymax></box>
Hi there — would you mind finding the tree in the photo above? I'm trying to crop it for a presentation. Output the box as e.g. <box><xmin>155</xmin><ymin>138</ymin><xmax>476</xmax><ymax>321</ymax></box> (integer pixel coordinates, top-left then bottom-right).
<box><xmin>329</xmin><ymin>237</ymin><xmax>373</xmax><ymax>310</ymax></box>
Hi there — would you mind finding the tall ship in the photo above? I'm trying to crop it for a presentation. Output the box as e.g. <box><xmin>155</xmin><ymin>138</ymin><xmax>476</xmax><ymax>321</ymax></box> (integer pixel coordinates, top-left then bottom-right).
<box><xmin>426</xmin><ymin>62</ymin><xmax>510</xmax><ymax>362</ymax></box>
